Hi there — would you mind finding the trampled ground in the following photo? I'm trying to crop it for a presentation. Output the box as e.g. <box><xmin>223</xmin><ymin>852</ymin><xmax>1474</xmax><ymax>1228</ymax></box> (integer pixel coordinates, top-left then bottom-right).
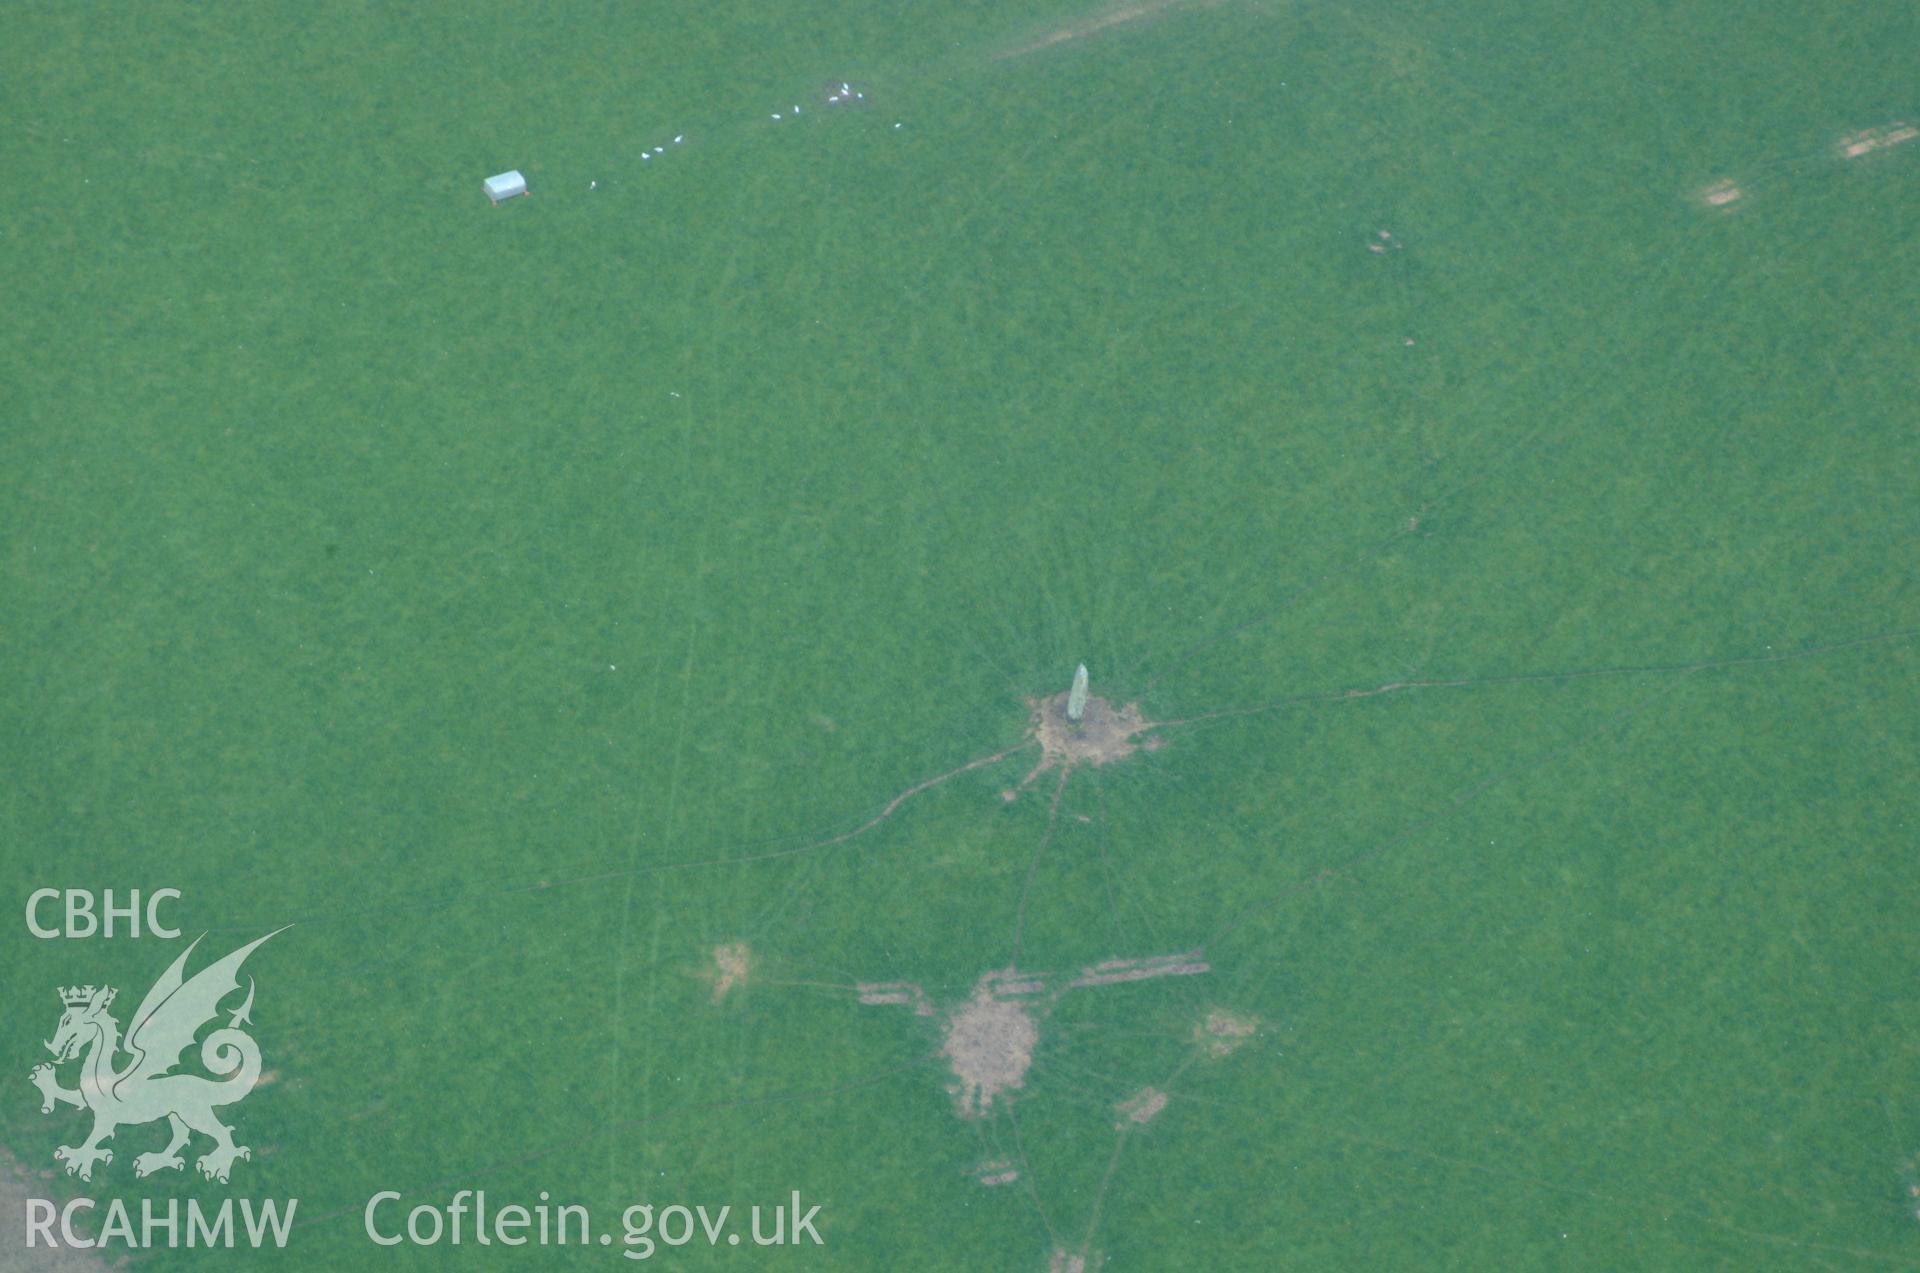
<box><xmin>3</xmin><ymin>0</ymin><xmax>1917</xmax><ymax>1267</ymax></box>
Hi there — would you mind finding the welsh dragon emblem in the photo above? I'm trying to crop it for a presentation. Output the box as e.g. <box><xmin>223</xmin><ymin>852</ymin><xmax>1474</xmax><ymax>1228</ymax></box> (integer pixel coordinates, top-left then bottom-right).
<box><xmin>28</xmin><ymin>928</ymin><xmax>287</xmax><ymax>1183</ymax></box>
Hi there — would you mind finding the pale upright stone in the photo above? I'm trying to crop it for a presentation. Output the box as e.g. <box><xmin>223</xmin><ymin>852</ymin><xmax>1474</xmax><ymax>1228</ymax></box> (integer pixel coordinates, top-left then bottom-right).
<box><xmin>1067</xmin><ymin>664</ymin><xmax>1089</xmax><ymax>723</ymax></box>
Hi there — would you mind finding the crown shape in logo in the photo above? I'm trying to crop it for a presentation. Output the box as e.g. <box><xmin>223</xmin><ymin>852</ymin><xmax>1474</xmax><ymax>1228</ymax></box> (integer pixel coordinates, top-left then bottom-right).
<box><xmin>60</xmin><ymin>985</ymin><xmax>108</xmax><ymax>1008</ymax></box>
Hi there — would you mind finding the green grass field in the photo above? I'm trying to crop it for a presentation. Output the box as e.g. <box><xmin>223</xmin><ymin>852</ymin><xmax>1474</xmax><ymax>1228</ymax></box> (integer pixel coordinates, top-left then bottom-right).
<box><xmin>4</xmin><ymin>1</ymin><xmax>1918</xmax><ymax>1267</ymax></box>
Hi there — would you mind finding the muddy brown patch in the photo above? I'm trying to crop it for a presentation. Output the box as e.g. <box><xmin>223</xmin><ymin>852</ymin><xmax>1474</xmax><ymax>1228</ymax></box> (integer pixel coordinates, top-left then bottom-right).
<box><xmin>1695</xmin><ymin>179</ymin><xmax>1743</xmax><ymax>209</ymax></box>
<box><xmin>1195</xmin><ymin>1008</ymin><xmax>1258</xmax><ymax>1058</ymax></box>
<box><xmin>1840</xmin><ymin>123</ymin><xmax>1917</xmax><ymax>158</ymax></box>
<box><xmin>857</xmin><ymin>980</ymin><xmax>933</xmax><ymax>1015</ymax></box>
<box><xmin>710</xmin><ymin>943</ymin><xmax>751</xmax><ymax>1001</ymax></box>
<box><xmin>1025</xmin><ymin>693</ymin><xmax>1154</xmax><ymax>778</ymax></box>
<box><xmin>1115</xmin><ymin>1086</ymin><xmax>1169</xmax><ymax>1128</ymax></box>
<box><xmin>1071</xmin><ymin>951</ymin><xmax>1209</xmax><ymax>988</ymax></box>
<box><xmin>974</xmin><ymin>1157</ymin><xmax>1019</xmax><ymax>1186</ymax></box>
<box><xmin>944</xmin><ymin>971</ymin><xmax>1041</xmax><ymax>1117</ymax></box>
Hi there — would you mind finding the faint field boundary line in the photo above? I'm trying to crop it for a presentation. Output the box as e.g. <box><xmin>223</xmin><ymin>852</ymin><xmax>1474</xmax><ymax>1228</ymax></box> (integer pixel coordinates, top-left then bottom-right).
<box><xmin>993</xmin><ymin>0</ymin><xmax>1222</xmax><ymax>61</ymax></box>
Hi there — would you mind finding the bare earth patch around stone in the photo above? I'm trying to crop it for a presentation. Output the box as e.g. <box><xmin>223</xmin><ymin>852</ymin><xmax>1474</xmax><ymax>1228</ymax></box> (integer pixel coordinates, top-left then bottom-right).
<box><xmin>1012</xmin><ymin>693</ymin><xmax>1157</xmax><ymax>795</ymax></box>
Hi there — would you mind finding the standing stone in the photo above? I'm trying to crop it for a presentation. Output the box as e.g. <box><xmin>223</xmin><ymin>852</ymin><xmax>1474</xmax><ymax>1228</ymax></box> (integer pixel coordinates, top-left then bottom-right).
<box><xmin>1067</xmin><ymin>664</ymin><xmax>1089</xmax><ymax>723</ymax></box>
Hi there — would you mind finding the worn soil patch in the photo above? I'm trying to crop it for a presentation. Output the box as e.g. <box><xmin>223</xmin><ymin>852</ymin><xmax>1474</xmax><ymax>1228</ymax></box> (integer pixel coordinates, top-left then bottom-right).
<box><xmin>974</xmin><ymin>1158</ymin><xmax>1019</xmax><ymax>1186</ymax></box>
<box><xmin>943</xmin><ymin>973</ymin><xmax>1040</xmax><ymax>1117</ymax></box>
<box><xmin>1116</xmin><ymin>1086</ymin><xmax>1169</xmax><ymax>1127</ymax></box>
<box><xmin>1840</xmin><ymin>123</ymin><xmax>1917</xmax><ymax>158</ymax></box>
<box><xmin>710</xmin><ymin>943</ymin><xmax>751</xmax><ymax>1001</ymax></box>
<box><xmin>1195</xmin><ymin>1009</ymin><xmax>1258</xmax><ymax>1058</ymax></box>
<box><xmin>1028</xmin><ymin>693</ymin><xmax>1153</xmax><ymax>772</ymax></box>
<box><xmin>1696</xmin><ymin>179</ymin><xmax>1743</xmax><ymax>209</ymax></box>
